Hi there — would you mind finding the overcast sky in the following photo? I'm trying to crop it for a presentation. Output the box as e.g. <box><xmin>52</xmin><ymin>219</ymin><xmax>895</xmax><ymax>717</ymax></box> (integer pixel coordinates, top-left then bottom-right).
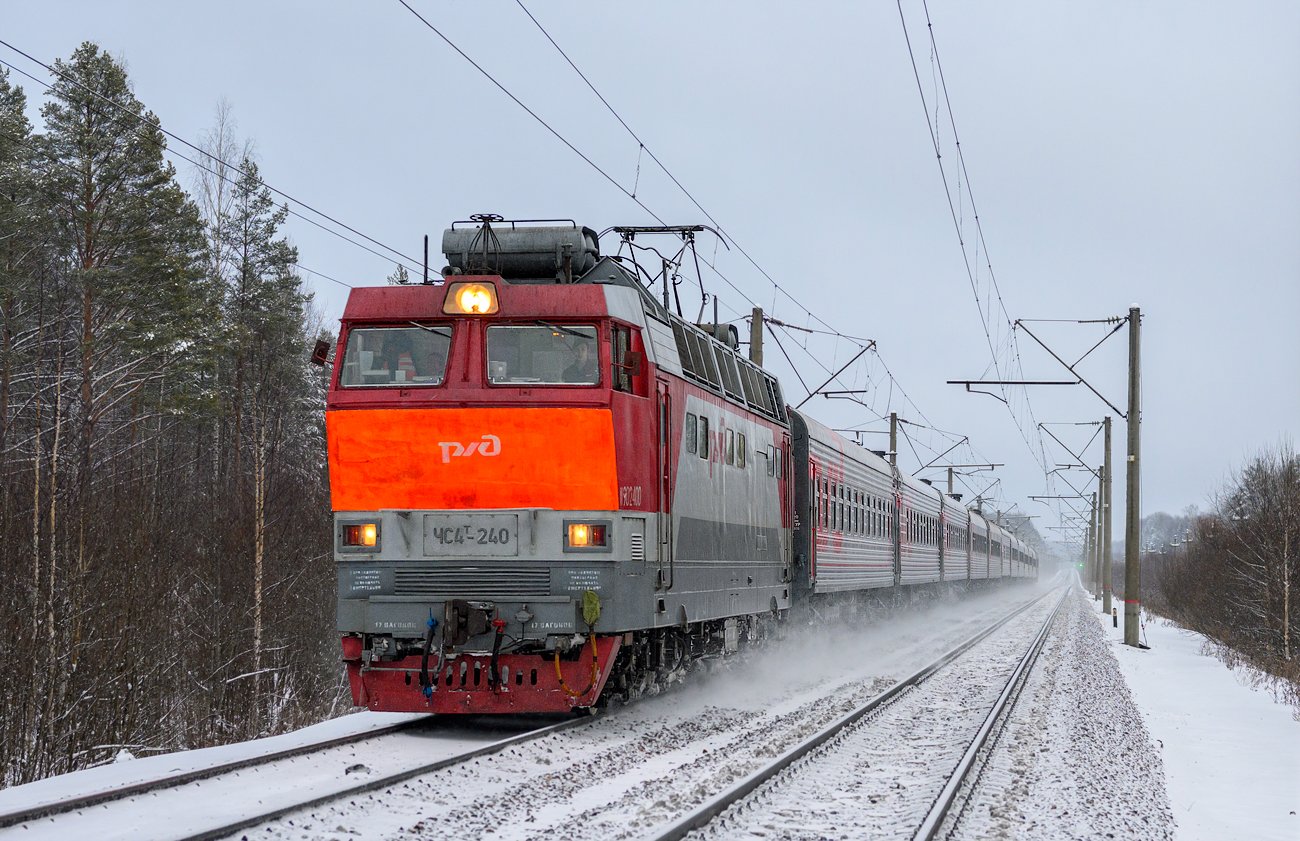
<box><xmin>8</xmin><ymin>2</ymin><xmax>1299</xmax><ymax>550</ymax></box>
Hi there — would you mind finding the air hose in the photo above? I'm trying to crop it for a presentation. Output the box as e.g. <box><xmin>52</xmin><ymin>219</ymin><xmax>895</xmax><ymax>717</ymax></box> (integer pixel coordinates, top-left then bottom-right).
<box><xmin>554</xmin><ymin>632</ymin><xmax>600</xmax><ymax>699</ymax></box>
<box><xmin>419</xmin><ymin>614</ymin><xmax>441</xmax><ymax>699</ymax></box>
<box><xmin>487</xmin><ymin>618</ymin><xmax>507</xmax><ymax>691</ymax></box>
<box><xmin>555</xmin><ymin>590</ymin><xmax>602</xmax><ymax>700</ymax></box>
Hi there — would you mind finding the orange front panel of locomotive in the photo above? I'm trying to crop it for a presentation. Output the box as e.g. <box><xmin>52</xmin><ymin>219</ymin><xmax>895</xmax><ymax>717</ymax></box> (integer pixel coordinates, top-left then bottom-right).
<box><xmin>327</xmin><ymin>407</ymin><xmax>618</xmax><ymax>512</ymax></box>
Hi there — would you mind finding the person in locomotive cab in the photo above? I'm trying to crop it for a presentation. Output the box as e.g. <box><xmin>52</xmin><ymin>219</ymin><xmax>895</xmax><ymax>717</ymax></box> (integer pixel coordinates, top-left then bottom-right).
<box><xmin>382</xmin><ymin>331</ymin><xmax>417</xmax><ymax>382</ymax></box>
<box><xmin>414</xmin><ymin>337</ymin><xmax>447</xmax><ymax>383</ymax></box>
<box><xmin>562</xmin><ymin>339</ymin><xmax>598</xmax><ymax>384</ymax></box>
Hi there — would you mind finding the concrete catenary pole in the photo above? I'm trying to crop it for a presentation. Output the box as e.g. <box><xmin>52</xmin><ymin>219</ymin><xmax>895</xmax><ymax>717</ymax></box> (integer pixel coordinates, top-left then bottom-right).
<box><xmin>1081</xmin><ymin>493</ymin><xmax>1092</xmax><ymax>592</ymax></box>
<box><xmin>1103</xmin><ymin>416</ymin><xmax>1114</xmax><ymax>615</ymax></box>
<box><xmin>1094</xmin><ymin>488</ymin><xmax>1103</xmax><ymax>598</ymax></box>
<box><xmin>1124</xmin><ymin>307</ymin><xmax>1143</xmax><ymax>647</ymax></box>
<box><xmin>749</xmin><ymin>307</ymin><xmax>763</xmax><ymax>366</ymax></box>
<box><xmin>889</xmin><ymin>412</ymin><xmax>898</xmax><ymax>468</ymax></box>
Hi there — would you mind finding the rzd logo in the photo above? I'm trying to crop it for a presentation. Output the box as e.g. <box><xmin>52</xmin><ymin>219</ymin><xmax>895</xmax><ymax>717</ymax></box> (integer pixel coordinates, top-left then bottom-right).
<box><xmin>438</xmin><ymin>434</ymin><xmax>501</xmax><ymax>464</ymax></box>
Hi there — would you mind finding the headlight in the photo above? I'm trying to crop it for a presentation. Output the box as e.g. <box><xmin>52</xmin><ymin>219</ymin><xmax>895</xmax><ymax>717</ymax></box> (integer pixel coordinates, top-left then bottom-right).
<box><xmin>443</xmin><ymin>282</ymin><xmax>499</xmax><ymax>315</ymax></box>
<box><xmin>342</xmin><ymin>522</ymin><xmax>379</xmax><ymax>548</ymax></box>
<box><xmin>566</xmin><ymin>522</ymin><xmax>609</xmax><ymax>549</ymax></box>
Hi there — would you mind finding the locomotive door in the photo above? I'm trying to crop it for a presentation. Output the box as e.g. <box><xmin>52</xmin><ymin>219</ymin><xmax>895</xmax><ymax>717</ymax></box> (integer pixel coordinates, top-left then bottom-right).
<box><xmin>656</xmin><ymin>379</ymin><xmax>674</xmax><ymax>590</ymax></box>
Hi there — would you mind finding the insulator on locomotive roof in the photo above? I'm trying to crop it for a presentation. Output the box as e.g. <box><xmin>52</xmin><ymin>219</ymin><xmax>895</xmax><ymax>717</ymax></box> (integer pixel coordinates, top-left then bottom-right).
<box><xmin>441</xmin><ymin>218</ymin><xmax>599</xmax><ymax>283</ymax></box>
<box><xmin>695</xmin><ymin>322</ymin><xmax>740</xmax><ymax>350</ymax></box>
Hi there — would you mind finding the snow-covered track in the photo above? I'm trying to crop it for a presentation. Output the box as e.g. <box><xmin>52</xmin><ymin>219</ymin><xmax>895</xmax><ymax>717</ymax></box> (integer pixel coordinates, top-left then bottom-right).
<box><xmin>4</xmin><ymin>715</ymin><xmax>591</xmax><ymax>841</ymax></box>
<box><xmin>913</xmin><ymin>586</ymin><xmax>1068</xmax><ymax>839</ymax></box>
<box><xmin>653</xmin><ymin>585</ymin><xmax>1070</xmax><ymax>841</ymax></box>
<box><xmin>0</xmin><ymin>715</ymin><xmax>436</xmax><ymax>830</ymax></box>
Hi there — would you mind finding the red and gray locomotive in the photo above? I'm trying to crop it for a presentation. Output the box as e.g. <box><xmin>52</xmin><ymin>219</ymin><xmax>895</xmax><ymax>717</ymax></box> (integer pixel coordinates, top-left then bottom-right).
<box><xmin>323</xmin><ymin>217</ymin><xmax>1037</xmax><ymax>714</ymax></box>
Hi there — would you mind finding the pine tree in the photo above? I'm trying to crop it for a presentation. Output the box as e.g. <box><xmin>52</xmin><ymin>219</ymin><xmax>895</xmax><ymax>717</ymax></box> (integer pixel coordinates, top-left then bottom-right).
<box><xmin>31</xmin><ymin>42</ymin><xmax>214</xmax><ymax>771</ymax></box>
<box><xmin>218</xmin><ymin>157</ymin><xmax>311</xmax><ymax>730</ymax></box>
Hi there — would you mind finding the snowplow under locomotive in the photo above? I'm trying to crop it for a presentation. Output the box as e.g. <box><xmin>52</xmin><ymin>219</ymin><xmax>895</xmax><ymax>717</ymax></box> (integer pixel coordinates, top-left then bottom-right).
<box><xmin>325</xmin><ymin>218</ymin><xmax>1038</xmax><ymax>714</ymax></box>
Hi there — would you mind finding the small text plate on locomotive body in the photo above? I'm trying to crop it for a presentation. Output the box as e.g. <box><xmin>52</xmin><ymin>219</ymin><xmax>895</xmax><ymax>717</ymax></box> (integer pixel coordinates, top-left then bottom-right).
<box><xmin>423</xmin><ymin>513</ymin><xmax>520</xmax><ymax>557</ymax></box>
<box><xmin>344</xmin><ymin>567</ymin><xmax>393</xmax><ymax>597</ymax></box>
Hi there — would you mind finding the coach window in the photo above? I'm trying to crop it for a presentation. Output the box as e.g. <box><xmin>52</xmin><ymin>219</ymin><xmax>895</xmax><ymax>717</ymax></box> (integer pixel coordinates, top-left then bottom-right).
<box><xmin>765</xmin><ymin>444</ymin><xmax>775</xmax><ymax>477</ymax></box>
<box><xmin>340</xmin><ymin>324</ymin><xmax>451</xmax><ymax>387</ymax></box>
<box><xmin>698</xmin><ymin>416</ymin><xmax>709</xmax><ymax>459</ymax></box>
<box><xmin>487</xmin><ymin>324</ymin><xmax>598</xmax><ymax>385</ymax></box>
<box><xmin>737</xmin><ymin>433</ymin><xmax>747</xmax><ymax>468</ymax></box>
<box><xmin>725</xmin><ymin>429</ymin><xmax>735</xmax><ymax>465</ymax></box>
<box><xmin>685</xmin><ymin>413</ymin><xmax>698</xmax><ymax>455</ymax></box>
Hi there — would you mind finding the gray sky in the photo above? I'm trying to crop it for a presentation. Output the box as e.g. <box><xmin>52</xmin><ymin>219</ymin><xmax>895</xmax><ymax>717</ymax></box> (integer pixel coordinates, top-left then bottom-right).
<box><xmin>9</xmin><ymin>1</ymin><xmax>1299</xmax><ymax>548</ymax></box>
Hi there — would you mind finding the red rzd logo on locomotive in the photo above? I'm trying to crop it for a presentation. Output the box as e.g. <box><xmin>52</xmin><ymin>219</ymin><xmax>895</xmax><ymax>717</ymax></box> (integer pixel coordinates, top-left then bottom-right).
<box><xmin>437</xmin><ymin>434</ymin><xmax>502</xmax><ymax>463</ymax></box>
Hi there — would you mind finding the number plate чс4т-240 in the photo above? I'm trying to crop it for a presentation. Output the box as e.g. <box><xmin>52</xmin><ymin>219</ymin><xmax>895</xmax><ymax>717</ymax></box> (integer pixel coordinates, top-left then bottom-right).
<box><xmin>422</xmin><ymin>513</ymin><xmax>520</xmax><ymax>556</ymax></box>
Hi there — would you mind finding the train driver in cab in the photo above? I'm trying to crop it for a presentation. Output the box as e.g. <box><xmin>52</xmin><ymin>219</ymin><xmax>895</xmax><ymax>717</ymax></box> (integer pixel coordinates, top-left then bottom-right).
<box><xmin>562</xmin><ymin>339</ymin><xmax>598</xmax><ymax>383</ymax></box>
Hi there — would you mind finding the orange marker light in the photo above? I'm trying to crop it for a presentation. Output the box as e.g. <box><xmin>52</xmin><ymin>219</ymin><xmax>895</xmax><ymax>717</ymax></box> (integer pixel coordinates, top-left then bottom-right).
<box><xmin>444</xmin><ymin>282</ymin><xmax>499</xmax><ymax>315</ymax></box>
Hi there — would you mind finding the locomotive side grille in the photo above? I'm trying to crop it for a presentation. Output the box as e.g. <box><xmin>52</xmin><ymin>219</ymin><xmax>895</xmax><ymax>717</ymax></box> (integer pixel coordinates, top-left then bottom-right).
<box><xmin>394</xmin><ymin>567</ymin><xmax>551</xmax><ymax>598</ymax></box>
<box><xmin>630</xmin><ymin>532</ymin><xmax>645</xmax><ymax>562</ymax></box>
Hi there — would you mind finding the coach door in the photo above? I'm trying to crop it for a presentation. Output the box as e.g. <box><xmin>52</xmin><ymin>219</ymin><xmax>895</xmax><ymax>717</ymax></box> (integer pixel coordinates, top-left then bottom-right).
<box><xmin>781</xmin><ymin>432</ymin><xmax>792</xmax><ymax>567</ymax></box>
<box><xmin>656</xmin><ymin>379</ymin><xmax>674</xmax><ymax>590</ymax></box>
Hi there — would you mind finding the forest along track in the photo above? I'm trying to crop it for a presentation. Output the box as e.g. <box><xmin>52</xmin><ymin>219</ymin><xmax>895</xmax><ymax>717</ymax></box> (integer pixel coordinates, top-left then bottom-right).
<box><xmin>2</xmin><ymin>714</ymin><xmax>588</xmax><ymax>841</ymax></box>
<box><xmin>672</xmin><ymin>585</ymin><xmax>1070</xmax><ymax>841</ymax></box>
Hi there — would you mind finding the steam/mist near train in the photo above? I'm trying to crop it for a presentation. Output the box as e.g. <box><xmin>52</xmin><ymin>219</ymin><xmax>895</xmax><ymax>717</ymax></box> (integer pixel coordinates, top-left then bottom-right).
<box><xmin>324</xmin><ymin>217</ymin><xmax>1037</xmax><ymax>714</ymax></box>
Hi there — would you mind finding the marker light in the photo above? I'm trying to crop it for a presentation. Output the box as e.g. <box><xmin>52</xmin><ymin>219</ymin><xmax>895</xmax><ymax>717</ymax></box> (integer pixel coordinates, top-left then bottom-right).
<box><xmin>567</xmin><ymin>523</ymin><xmax>607</xmax><ymax>548</ymax></box>
<box><xmin>343</xmin><ymin>523</ymin><xmax>379</xmax><ymax>548</ymax></box>
<box><xmin>444</xmin><ymin>282</ymin><xmax>499</xmax><ymax>315</ymax></box>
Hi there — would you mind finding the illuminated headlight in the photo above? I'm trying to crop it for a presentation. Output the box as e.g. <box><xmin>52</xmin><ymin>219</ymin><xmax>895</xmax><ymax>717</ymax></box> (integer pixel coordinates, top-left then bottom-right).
<box><xmin>443</xmin><ymin>281</ymin><xmax>499</xmax><ymax>315</ymax></box>
<box><xmin>565</xmin><ymin>522</ymin><xmax>609</xmax><ymax>550</ymax></box>
<box><xmin>342</xmin><ymin>522</ymin><xmax>379</xmax><ymax>548</ymax></box>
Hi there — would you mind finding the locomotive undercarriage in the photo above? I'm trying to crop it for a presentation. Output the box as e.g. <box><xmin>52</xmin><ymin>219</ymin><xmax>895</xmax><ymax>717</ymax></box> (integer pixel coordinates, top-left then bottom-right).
<box><xmin>343</xmin><ymin>606</ymin><xmax>785</xmax><ymax>714</ymax></box>
<box><xmin>600</xmin><ymin>611</ymin><xmax>785</xmax><ymax>706</ymax></box>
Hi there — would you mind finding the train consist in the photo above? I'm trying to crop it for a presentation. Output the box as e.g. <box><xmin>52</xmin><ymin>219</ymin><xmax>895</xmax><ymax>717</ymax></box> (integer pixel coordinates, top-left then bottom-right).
<box><xmin>324</xmin><ymin>218</ymin><xmax>1037</xmax><ymax>714</ymax></box>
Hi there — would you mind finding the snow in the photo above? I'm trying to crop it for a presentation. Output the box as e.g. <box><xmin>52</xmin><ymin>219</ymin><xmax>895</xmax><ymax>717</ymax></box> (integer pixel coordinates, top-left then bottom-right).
<box><xmin>956</xmin><ymin>586</ymin><xmax>1174</xmax><ymax>840</ymax></box>
<box><xmin>1094</xmin><ymin>598</ymin><xmax>1300</xmax><ymax>841</ymax></box>
<box><xmin>0</xmin><ymin>710</ymin><xmax>425</xmax><ymax>818</ymax></box>
<box><xmin>5</xmin><ymin>579</ymin><xmax>1294</xmax><ymax>841</ymax></box>
<box><xmin>699</xmin><ymin>593</ymin><xmax>1069</xmax><ymax>839</ymax></box>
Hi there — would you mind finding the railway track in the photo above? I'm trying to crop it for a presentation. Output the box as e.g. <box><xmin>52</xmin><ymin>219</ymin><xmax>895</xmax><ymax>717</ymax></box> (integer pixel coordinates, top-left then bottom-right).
<box><xmin>653</xmin><ymin>584</ymin><xmax>1071</xmax><ymax>840</ymax></box>
<box><xmin>1</xmin><ymin>713</ymin><xmax>592</xmax><ymax>841</ymax></box>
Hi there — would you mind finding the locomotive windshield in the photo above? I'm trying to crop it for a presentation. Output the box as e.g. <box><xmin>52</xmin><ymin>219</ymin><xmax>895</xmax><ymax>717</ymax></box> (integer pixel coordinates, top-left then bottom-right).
<box><xmin>487</xmin><ymin>324</ymin><xmax>599</xmax><ymax>385</ymax></box>
<box><xmin>339</xmin><ymin>324</ymin><xmax>451</xmax><ymax>387</ymax></box>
